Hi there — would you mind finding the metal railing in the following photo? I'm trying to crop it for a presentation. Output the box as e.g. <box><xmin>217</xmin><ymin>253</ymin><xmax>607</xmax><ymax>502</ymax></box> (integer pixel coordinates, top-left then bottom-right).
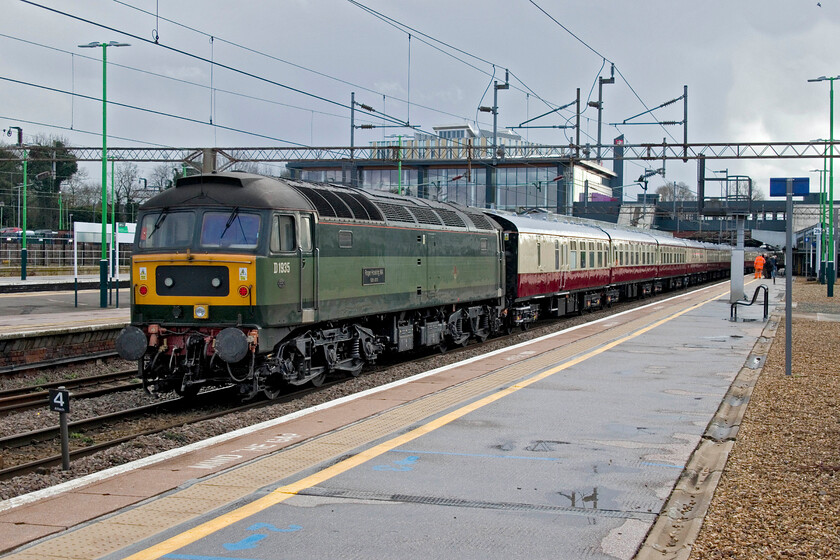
<box><xmin>0</xmin><ymin>241</ymin><xmax>131</xmax><ymax>273</ymax></box>
<box><xmin>730</xmin><ymin>284</ymin><xmax>769</xmax><ymax>321</ymax></box>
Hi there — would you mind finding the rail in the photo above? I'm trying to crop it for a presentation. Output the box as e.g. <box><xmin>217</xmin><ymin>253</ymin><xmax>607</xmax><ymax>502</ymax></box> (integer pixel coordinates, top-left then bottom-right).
<box><xmin>730</xmin><ymin>284</ymin><xmax>769</xmax><ymax>321</ymax></box>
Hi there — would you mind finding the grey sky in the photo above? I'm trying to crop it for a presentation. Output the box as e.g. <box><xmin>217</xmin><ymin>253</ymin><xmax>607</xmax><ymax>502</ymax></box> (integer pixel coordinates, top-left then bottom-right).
<box><xmin>2</xmin><ymin>0</ymin><xmax>838</xmax><ymax>198</ymax></box>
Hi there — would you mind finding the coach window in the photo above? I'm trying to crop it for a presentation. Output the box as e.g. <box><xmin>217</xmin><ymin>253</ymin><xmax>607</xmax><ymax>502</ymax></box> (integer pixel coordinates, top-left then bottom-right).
<box><xmin>270</xmin><ymin>215</ymin><xmax>296</xmax><ymax>252</ymax></box>
<box><xmin>597</xmin><ymin>248</ymin><xmax>603</xmax><ymax>268</ymax></box>
<box><xmin>570</xmin><ymin>241</ymin><xmax>577</xmax><ymax>270</ymax></box>
<box><xmin>537</xmin><ymin>241</ymin><xmax>542</xmax><ymax>268</ymax></box>
<box><xmin>554</xmin><ymin>240</ymin><xmax>560</xmax><ymax>270</ymax></box>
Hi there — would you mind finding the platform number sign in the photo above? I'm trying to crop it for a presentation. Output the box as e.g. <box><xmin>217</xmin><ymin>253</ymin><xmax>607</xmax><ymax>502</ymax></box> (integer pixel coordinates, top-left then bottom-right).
<box><xmin>49</xmin><ymin>388</ymin><xmax>70</xmax><ymax>413</ymax></box>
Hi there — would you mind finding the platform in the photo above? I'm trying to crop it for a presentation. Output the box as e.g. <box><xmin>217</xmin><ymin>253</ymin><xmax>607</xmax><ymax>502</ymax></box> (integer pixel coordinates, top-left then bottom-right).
<box><xmin>0</xmin><ymin>278</ymin><xmax>782</xmax><ymax>560</ymax></box>
<box><xmin>0</xmin><ymin>275</ymin><xmax>129</xmax><ymax>294</ymax></box>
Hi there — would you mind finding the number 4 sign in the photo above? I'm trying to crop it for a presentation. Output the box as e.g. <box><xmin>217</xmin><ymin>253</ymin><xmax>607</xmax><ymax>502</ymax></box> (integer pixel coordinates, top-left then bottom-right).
<box><xmin>49</xmin><ymin>388</ymin><xmax>70</xmax><ymax>413</ymax></box>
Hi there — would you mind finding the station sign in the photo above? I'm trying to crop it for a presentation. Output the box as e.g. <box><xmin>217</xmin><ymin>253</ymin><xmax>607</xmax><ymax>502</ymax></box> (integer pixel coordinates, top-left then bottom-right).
<box><xmin>48</xmin><ymin>388</ymin><xmax>70</xmax><ymax>413</ymax></box>
<box><xmin>769</xmin><ymin>177</ymin><xmax>809</xmax><ymax>197</ymax></box>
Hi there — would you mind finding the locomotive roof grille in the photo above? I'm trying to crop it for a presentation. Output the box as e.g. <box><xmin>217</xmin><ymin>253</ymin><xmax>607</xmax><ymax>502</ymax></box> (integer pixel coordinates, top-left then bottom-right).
<box><xmin>337</xmin><ymin>191</ymin><xmax>384</xmax><ymax>221</ymax></box>
<box><xmin>291</xmin><ymin>184</ymin><xmax>385</xmax><ymax>222</ymax></box>
<box><xmin>465</xmin><ymin>212</ymin><xmax>493</xmax><ymax>231</ymax></box>
<box><xmin>436</xmin><ymin>208</ymin><xmax>467</xmax><ymax>228</ymax></box>
<box><xmin>409</xmin><ymin>207</ymin><xmax>443</xmax><ymax>226</ymax></box>
<box><xmin>375</xmin><ymin>202</ymin><xmax>416</xmax><ymax>223</ymax></box>
<box><xmin>292</xmin><ymin>185</ymin><xmax>354</xmax><ymax>218</ymax></box>
<box><xmin>318</xmin><ymin>189</ymin><xmax>354</xmax><ymax>219</ymax></box>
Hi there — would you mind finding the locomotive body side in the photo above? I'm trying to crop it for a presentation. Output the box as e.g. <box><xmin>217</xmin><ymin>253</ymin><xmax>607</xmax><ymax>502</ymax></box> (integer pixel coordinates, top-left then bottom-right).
<box><xmin>312</xmin><ymin>220</ymin><xmax>502</xmax><ymax>322</ymax></box>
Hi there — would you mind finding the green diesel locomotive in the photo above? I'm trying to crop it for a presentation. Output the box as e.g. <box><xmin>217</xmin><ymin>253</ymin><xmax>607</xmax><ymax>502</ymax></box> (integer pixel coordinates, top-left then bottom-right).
<box><xmin>116</xmin><ymin>172</ymin><xmax>505</xmax><ymax>398</ymax></box>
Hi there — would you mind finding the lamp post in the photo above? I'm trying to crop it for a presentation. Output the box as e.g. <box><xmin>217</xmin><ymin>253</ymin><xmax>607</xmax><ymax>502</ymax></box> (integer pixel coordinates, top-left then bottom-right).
<box><xmin>6</xmin><ymin>126</ymin><xmax>26</xmax><ymax>279</ymax></box>
<box><xmin>588</xmin><ymin>64</ymin><xmax>615</xmax><ymax>161</ymax></box>
<box><xmin>809</xmin><ymin>76</ymin><xmax>839</xmax><ymax>296</ymax></box>
<box><xmin>479</xmin><ymin>70</ymin><xmax>509</xmax><ymax>208</ymax></box>
<box><xmin>79</xmin><ymin>40</ymin><xmax>130</xmax><ymax>308</ymax></box>
<box><xmin>384</xmin><ymin>134</ymin><xmax>404</xmax><ymax>195</ymax></box>
<box><xmin>811</xmin><ymin>164</ymin><xmax>828</xmax><ymax>283</ymax></box>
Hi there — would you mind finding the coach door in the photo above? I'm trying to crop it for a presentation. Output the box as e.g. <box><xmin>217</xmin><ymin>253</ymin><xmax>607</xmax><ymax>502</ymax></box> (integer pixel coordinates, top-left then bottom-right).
<box><xmin>299</xmin><ymin>214</ymin><xmax>316</xmax><ymax>323</ymax></box>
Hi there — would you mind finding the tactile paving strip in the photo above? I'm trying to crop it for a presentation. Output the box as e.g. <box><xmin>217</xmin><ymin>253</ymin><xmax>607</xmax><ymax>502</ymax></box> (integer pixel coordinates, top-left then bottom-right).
<box><xmin>5</xmin><ymin>287</ymin><xmax>728</xmax><ymax>560</ymax></box>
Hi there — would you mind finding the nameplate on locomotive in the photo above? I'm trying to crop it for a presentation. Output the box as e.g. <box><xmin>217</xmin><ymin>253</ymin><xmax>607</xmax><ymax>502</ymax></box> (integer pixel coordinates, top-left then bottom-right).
<box><xmin>362</xmin><ymin>267</ymin><xmax>385</xmax><ymax>285</ymax></box>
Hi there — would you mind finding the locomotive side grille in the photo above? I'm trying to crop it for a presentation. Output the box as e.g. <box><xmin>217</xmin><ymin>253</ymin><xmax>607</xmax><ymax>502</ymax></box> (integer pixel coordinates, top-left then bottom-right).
<box><xmin>435</xmin><ymin>208</ymin><xmax>467</xmax><ymax>228</ymax></box>
<box><xmin>464</xmin><ymin>211</ymin><xmax>493</xmax><ymax>231</ymax></box>
<box><xmin>375</xmin><ymin>202</ymin><xmax>416</xmax><ymax>223</ymax></box>
<box><xmin>409</xmin><ymin>207</ymin><xmax>443</xmax><ymax>226</ymax></box>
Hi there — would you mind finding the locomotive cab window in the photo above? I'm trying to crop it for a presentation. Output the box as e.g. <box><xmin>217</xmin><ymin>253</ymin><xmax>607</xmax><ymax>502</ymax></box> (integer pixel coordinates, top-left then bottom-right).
<box><xmin>270</xmin><ymin>215</ymin><xmax>296</xmax><ymax>252</ymax></box>
<box><xmin>300</xmin><ymin>215</ymin><xmax>313</xmax><ymax>252</ymax></box>
<box><xmin>138</xmin><ymin>210</ymin><xmax>196</xmax><ymax>249</ymax></box>
<box><xmin>201</xmin><ymin>210</ymin><xmax>260</xmax><ymax>249</ymax></box>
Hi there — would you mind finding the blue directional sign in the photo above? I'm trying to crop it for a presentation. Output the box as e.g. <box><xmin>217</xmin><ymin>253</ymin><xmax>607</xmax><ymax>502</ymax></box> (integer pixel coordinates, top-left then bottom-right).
<box><xmin>770</xmin><ymin>177</ymin><xmax>809</xmax><ymax>197</ymax></box>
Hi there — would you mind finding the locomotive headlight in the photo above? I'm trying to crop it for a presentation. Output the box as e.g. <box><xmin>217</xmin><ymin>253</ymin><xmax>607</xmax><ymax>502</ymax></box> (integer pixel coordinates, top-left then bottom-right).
<box><xmin>193</xmin><ymin>304</ymin><xmax>209</xmax><ymax>319</ymax></box>
<box><xmin>211</xmin><ymin>277</ymin><xmax>221</xmax><ymax>288</ymax></box>
<box><xmin>164</xmin><ymin>277</ymin><xmax>174</xmax><ymax>287</ymax></box>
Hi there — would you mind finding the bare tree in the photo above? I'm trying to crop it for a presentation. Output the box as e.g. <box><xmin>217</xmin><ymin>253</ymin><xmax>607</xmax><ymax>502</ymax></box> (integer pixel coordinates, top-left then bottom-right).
<box><xmin>114</xmin><ymin>162</ymin><xmax>140</xmax><ymax>223</ymax></box>
<box><xmin>656</xmin><ymin>181</ymin><xmax>696</xmax><ymax>202</ymax></box>
<box><xmin>150</xmin><ymin>164</ymin><xmax>181</xmax><ymax>190</ymax></box>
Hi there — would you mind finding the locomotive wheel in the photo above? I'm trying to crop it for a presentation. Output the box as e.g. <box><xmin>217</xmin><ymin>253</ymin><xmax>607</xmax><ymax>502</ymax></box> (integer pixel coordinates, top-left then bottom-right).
<box><xmin>437</xmin><ymin>342</ymin><xmax>448</xmax><ymax>354</ymax></box>
<box><xmin>263</xmin><ymin>385</ymin><xmax>283</xmax><ymax>400</ymax></box>
<box><xmin>176</xmin><ymin>385</ymin><xmax>200</xmax><ymax>400</ymax></box>
<box><xmin>345</xmin><ymin>360</ymin><xmax>364</xmax><ymax>378</ymax></box>
<box><xmin>310</xmin><ymin>372</ymin><xmax>327</xmax><ymax>387</ymax></box>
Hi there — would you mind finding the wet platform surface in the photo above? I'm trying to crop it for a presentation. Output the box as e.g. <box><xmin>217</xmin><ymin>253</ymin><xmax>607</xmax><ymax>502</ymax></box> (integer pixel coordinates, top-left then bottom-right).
<box><xmin>0</xmin><ymin>278</ymin><xmax>782</xmax><ymax>560</ymax></box>
<box><xmin>0</xmin><ymin>275</ymin><xmax>129</xmax><ymax>336</ymax></box>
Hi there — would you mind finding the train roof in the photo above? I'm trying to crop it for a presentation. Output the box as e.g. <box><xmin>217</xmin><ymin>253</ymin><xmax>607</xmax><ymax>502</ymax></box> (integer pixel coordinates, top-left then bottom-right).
<box><xmin>140</xmin><ymin>172</ymin><xmax>314</xmax><ymax>211</ymax></box>
<box><xmin>487</xmin><ymin>212</ymin><xmax>611</xmax><ymax>241</ymax></box>
<box><xmin>141</xmin><ymin>173</ymin><xmax>499</xmax><ymax>233</ymax></box>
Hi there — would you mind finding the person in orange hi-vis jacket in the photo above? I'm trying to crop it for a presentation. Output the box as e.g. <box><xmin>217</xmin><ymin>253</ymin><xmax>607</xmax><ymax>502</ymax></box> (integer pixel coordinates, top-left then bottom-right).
<box><xmin>754</xmin><ymin>254</ymin><xmax>765</xmax><ymax>279</ymax></box>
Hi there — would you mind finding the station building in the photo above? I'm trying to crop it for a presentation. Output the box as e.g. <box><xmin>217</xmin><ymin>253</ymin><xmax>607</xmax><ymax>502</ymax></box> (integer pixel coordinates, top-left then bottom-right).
<box><xmin>287</xmin><ymin>123</ymin><xmax>617</xmax><ymax>214</ymax></box>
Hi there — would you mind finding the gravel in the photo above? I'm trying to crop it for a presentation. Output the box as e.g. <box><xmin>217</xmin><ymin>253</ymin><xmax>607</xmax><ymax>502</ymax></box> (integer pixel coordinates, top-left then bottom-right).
<box><xmin>690</xmin><ymin>279</ymin><xmax>840</xmax><ymax>559</ymax></box>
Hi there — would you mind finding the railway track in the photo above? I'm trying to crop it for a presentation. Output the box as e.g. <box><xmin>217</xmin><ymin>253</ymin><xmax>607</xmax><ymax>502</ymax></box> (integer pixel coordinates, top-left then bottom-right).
<box><xmin>0</xmin><ymin>280</ymin><xmax>730</xmax><ymax>489</ymax></box>
<box><xmin>0</xmin><ymin>382</ymin><xmax>338</xmax><ymax>481</ymax></box>
<box><xmin>0</xmin><ymin>369</ymin><xmax>140</xmax><ymax>414</ymax></box>
<box><xmin>0</xmin><ymin>351</ymin><xmax>120</xmax><ymax>376</ymax></box>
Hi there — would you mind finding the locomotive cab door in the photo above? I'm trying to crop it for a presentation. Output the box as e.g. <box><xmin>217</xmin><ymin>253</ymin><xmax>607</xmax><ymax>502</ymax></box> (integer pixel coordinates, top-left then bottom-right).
<box><xmin>299</xmin><ymin>214</ymin><xmax>316</xmax><ymax>323</ymax></box>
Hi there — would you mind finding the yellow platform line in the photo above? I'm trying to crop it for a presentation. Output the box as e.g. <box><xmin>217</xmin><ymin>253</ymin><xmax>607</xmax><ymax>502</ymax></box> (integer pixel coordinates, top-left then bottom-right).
<box><xmin>124</xmin><ymin>289</ymin><xmax>725</xmax><ymax>560</ymax></box>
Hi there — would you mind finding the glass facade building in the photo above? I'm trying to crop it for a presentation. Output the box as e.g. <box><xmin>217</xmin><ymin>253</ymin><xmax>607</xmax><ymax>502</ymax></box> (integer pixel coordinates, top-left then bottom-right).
<box><xmin>289</xmin><ymin>124</ymin><xmax>615</xmax><ymax>213</ymax></box>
